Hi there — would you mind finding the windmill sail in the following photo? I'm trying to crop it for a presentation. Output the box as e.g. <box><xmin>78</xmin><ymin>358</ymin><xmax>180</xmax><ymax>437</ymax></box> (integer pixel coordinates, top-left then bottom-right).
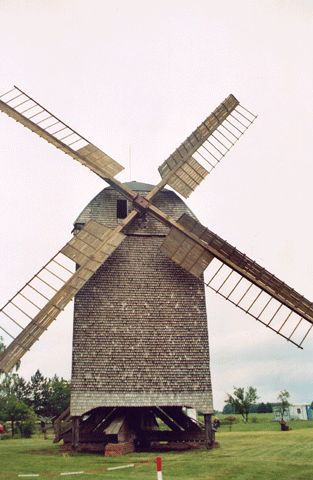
<box><xmin>161</xmin><ymin>213</ymin><xmax>313</xmax><ymax>348</ymax></box>
<box><xmin>0</xmin><ymin>220</ymin><xmax>125</xmax><ymax>372</ymax></box>
<box><xmin>156</xmin><ymin>95</ymin><xmax>256</xmax><ymax>198</ymax></box>
<box><xmin>0</xmin><ymin>86</ymin><xmax>123</xmax><ymax>179</ymax></box>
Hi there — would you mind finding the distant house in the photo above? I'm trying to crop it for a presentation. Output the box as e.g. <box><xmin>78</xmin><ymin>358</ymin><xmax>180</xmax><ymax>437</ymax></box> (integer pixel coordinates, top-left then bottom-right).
<box><xmin>273</xmin><ymin>404</ymin><xmax>312</xmax><ymax>421</ymax></box>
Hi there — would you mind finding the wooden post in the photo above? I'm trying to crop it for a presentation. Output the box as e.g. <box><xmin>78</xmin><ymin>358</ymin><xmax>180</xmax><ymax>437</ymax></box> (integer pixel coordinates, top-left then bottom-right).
<box><xmin>204</xmin><ymin>413</ymin><xmax>213</xmax><ymax>449</ymax></box>
<box><xmin>71</xmin><ymin>416</ymin><xmax>80</xmax><ymax>450</ymax></box>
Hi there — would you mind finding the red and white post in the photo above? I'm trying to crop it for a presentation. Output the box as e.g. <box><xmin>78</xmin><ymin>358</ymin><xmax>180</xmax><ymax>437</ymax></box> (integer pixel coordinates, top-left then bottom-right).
<box><xmin>156</xmin><ymin>456</ymin><xmax>163</xmax><ymax>480</ymax></box>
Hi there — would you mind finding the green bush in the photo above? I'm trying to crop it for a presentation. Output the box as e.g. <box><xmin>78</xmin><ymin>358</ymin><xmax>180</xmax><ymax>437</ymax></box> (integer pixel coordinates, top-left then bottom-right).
<box><xmin>20</xmin><ymin>418</ymin><xmax>36</xmax><ymax>438</ymax></box>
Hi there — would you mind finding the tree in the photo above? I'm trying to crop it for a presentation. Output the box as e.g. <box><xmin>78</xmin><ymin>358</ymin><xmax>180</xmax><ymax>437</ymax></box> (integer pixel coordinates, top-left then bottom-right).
<box><xmin>0</xmin><ymin>396</ymin><xmax>36</xmax><ymax>437</ymax></box>
<box><xmin>223</xmin><ymin>403</ymin><xmax>235</xmax><ymax>415</ymax></box>
<box><xmin>0</xmin><ymin>373</ymin><xmax>31</xmax><ymax>402</ymax></box>
<box><xmin>225</xmin><ymin>386</ymin><xmax>258</xmax><ymax>422</ymax></box>
<box><xmin>28</xmin><ymin>370</ymin><xmax>50</xmax><ymax>417</ymax></box>
<box><xmin>28</xmin><ymin>371</ymin><xmax>70</xmax><ymax>419</ymax></box>
<box><xmin>46</xmin><ymin>375</ymin><xmax>70</xmax><ymax>418</ymax></box>
<box><xmin>277</xmin><ymin>390</ymin><xmax>290</xmax><ymax>421</ymax></box>
<box><xmin>257</xmin><ymin>402</ymin><xmax>273</xmax><ymax>413</ymax></box>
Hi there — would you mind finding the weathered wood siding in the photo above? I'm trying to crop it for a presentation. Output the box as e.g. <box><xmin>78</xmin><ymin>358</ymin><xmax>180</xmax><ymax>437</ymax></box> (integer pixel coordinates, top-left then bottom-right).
<box><xmin>70</xmin><ymin>182</ymin><xmax>213</xmax><ymax>415</ymax></box>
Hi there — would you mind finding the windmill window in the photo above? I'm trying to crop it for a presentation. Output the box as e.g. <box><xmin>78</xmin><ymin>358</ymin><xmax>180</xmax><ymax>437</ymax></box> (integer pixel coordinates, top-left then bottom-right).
<box><xmin>116</xmin><ymin>199</ymin><xmax>128</xmax><ymax>219</ymax></box>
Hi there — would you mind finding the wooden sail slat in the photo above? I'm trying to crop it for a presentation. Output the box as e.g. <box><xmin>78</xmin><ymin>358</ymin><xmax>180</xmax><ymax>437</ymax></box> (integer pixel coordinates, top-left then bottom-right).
<box><xmin>0</xmin><ymin>221</ymin><xmax>125</xmax><ymax>372</ymax></box>
<box><xmin>163</xmin><ymin>213</ymin><xmax>313</xmax><ymax>328</ymax></box>
<box><xmin>159</xmin><ymin>211</ymin><xmax>313</xmax><ymax>346</ymax></box>
<box><xmin>154</xmin><ymin>95</ymin><xmax>256</xmax><ymax>199</ymax></box>
<box><xmin>0</xmin><ymin>87</ymin><xmax>123</xmax><ymax>179</ymax></box>
<box><xmin>161</xmin><ymin>226</ymin><xmax>214</xmax><ymax>278</ymax></box>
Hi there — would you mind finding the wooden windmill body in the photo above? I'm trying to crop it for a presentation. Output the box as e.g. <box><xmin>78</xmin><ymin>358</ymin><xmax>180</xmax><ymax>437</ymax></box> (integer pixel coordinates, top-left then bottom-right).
<box><xmin>65</xmin><ymin>182</ymin><xmax>213</xmax><ymax>452</ymax></box>
<box><xmin>71</xmin><ymin>182</ymin><xmax>212</xmax><ymax>415</ymax></box>
<box><xmin>1</xmin><ymin>86</ymin><xmax>313</xmax><ymax>454</ymax></box>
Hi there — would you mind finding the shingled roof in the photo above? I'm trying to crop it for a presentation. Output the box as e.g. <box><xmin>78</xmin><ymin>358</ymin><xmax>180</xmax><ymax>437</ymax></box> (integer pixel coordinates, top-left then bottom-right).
<box><xmin>70</xmin><ymin>182</ymin><xmax>213</xmax><ymax>416</ymax></box>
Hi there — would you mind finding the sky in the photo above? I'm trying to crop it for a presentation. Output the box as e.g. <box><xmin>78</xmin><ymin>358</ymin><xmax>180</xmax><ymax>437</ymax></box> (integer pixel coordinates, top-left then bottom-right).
<box><xmin>0</xmin><ymin>0</ymin><xmax>312</xmax><ymax>410</ymax></box>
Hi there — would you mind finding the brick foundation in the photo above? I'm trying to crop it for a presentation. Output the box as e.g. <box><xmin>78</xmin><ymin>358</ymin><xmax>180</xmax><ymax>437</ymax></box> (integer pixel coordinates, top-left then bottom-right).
<box><xmin>105</xmin><ymin>441</ymin><xmax>135</xmax><ymax>456</ymax></box>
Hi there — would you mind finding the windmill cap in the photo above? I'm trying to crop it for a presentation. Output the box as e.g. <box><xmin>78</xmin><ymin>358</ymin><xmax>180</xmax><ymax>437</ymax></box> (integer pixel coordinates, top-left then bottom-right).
<box><xmin>104</xmin><ymin>180</ymin><xmax>169</xmax><ymax>192</ymax></box>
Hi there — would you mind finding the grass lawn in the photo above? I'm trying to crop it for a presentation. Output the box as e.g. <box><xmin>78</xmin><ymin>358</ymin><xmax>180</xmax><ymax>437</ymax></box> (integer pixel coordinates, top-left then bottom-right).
<box><xmin>0</xmin><ymin>417</ymin><xmax>312</xmax><ymax>479</ymax></box>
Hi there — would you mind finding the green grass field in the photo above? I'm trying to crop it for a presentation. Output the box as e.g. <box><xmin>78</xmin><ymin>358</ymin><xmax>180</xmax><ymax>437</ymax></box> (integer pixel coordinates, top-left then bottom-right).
<box><xmin>0</xmin><ymin>416</ymin><xmax>312</xmax><ymax>479</ymax></box>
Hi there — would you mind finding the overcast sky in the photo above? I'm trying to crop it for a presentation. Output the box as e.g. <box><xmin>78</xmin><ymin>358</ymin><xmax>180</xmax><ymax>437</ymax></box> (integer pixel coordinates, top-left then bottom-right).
<box><xmin>0</xmin><ymin>0</ymin><xmax>312</xmax><ymax>410</ymax></box>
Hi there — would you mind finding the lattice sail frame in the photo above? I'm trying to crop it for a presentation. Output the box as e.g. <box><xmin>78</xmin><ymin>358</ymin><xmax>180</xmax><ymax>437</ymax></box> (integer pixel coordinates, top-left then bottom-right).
<box><xmin>158</xmin><ymin>94</ymin><xmax>256</xmax><ymax>198</ymax></box>
<box><xmin>0</xmin><ymin>86</ymin><xmax>124</xmax><ymax>178</ymax></box>
<box><xmin>161</xmin><ymin>214</ymin><xmax>313</xmax><ymax>348</ymax></box>
<box><xmin>0</xmin><ymin>220</ymin><xmax>125</xmax><ymax>372</ymax></box>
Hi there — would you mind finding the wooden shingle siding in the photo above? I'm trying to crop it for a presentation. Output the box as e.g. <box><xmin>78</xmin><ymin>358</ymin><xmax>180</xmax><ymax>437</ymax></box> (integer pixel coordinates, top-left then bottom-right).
<box><xmin>74</xmin><ymin>185</ymin><xmax>197</xmax><ymax>235</ymax></box>
<box><xmin>71</xmin><ymin>182</ymin><xmax>213</xmax><ymax>416</ymax></box>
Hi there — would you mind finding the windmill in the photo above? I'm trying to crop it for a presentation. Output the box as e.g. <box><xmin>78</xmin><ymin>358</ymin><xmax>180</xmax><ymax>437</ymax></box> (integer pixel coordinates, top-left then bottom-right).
<box><xmin>0</xmin><ymin>86</ymin><xmax>312</xmax><ymax>454</ymax></box>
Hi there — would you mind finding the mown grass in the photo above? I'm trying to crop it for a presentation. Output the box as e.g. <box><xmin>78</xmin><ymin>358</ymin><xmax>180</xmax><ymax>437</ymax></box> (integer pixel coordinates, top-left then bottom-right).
<box><xmin>0</xmin><ymin>417</ymin><xmax>312</xmax><ymax>479</ymax></box>
<box><xmin>216</xmin><ymin>413</ymin><xmax>313</xmax><ymax>432</ymax></box>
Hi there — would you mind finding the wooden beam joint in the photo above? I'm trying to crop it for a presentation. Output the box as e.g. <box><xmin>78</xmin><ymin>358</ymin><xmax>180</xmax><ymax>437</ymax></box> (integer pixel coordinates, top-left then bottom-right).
<box><xmin>133</xmin><ymin>195</ymin><xmax>150</xmax><ymax>214</ymax></box>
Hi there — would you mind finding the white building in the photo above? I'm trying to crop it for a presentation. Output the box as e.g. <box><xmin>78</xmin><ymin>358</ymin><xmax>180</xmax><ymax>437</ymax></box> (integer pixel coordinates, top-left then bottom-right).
<box><xmin>273</xmin><ymin>404</ymin><xmax>312</xmax><ymax>421</ymax></box>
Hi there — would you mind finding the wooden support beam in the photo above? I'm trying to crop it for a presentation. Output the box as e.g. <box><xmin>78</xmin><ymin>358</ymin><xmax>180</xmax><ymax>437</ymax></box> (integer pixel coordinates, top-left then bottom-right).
<box><xmin>71</xmin><ymin>416</ymin><xmax>80</xmax><ymax>450</ymax></box>
<box><xmin>204</xmin><ymin>414</ymin><xmax>214</xmax><ymax>449</ymax></box>
<box><xmin>153</xmin><ymin>407</ymin><xmax>183</xmax><ymax>432</ymax></box>
<box><xmin>162</xmin><ymin>407</ymin><xmax>202</xmax><ymax>432</ymax></box>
